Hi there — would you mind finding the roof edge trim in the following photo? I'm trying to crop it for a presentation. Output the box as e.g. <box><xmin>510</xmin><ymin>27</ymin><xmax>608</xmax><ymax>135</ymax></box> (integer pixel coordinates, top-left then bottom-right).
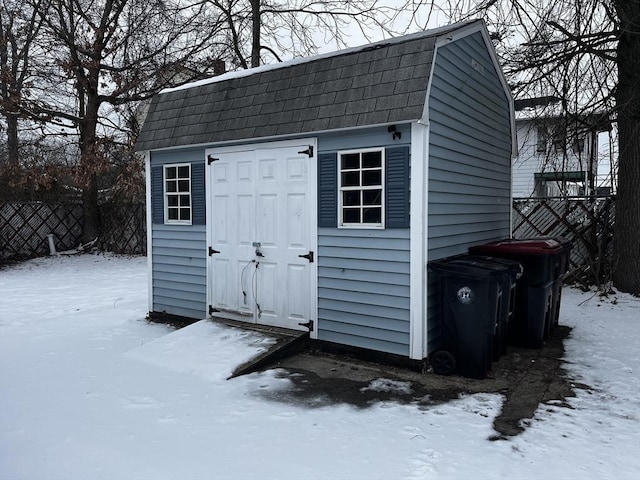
<box><xmin>138</xmin><ymin>120</ymin><xmax>418</xmax><ymax>154</ymax></box>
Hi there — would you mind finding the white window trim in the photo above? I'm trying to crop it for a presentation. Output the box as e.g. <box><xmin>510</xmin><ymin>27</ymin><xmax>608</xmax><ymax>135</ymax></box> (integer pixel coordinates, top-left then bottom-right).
<box><xmin>163</xmin><ymin>163</ymin><xmax>192</xmax><ymax>225</ymax></box>
<box><xmin>337</xmin><ymin>147</ymin><xmax>385</xmax><ymax>229</ymax></box>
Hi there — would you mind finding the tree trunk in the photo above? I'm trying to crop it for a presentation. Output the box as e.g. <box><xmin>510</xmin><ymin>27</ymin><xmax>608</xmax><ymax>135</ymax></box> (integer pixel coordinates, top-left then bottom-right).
<box><xmin>612</xmin><ymin>0</ymin><xmax>640</xmax><ymax>294</ymax></box>
<box><xmin>5</xmin><ymin>112</ymin><xmax>19</xmax><ymax>165</ymax></box>
<box><xmin>250</xmin><ymin>0</ymin><xmax>261</xmax><ymax>68</ymax></box>
<box><xmin>79</xmin><ymin>79</ymin><xmax>101</xmax><ymax>245</ymax></box>
<box><xmin>82</xmin><ymin>172</ymin><xmax>100</xmax><ymax>243</ymax></box>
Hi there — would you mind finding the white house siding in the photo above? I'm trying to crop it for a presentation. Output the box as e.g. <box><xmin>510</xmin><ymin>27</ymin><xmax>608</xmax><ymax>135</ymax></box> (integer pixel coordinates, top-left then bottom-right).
<box><xmin>513</xmin><ymin>119</ymin><xmax>596</xmax><ymax>197</ymax></box>
<box><xmin>512</xmin><ymin>122</ymin><xmax>539</xmax><ymax>197</ymax></box>
<box><xmin>426</xmin><ymin>31</ymin><xmax>512</xmax><ymax>353</ymax></box>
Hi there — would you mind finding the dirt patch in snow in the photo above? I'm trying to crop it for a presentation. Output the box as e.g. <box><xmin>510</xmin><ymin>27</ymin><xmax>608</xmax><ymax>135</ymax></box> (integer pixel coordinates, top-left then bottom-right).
<box><xmin>255</xmin><ymin>325</ymin><xmax>584</xmax><ymax>439</ymax></box>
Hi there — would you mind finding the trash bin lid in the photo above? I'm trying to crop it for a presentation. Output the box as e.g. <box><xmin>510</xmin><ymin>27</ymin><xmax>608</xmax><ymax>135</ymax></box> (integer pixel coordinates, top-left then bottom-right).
<box><xmin>429</xmin><ymin>257</ymin><xmax>507</xmax><ymax>279</ymax></box>
<box><xmin>466</xmin><ymin>255</ymin><xmax>523</xmax><ymax>280</ymax></box>
<box><xmin>469</xmin><ymin>238</ymin><xmax>564</xmax><ymax>256</ymax></box>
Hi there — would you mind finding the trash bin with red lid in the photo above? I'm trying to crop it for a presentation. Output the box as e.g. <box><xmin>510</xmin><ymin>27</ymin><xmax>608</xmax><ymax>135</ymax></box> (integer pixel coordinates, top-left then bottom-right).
<box><xmin>428</xmin><ymin>257</ymin><xmax>507</xmax><ymax>379</ymax></box>
<box><xmin>469</xmin><ymin>239</ymin><xmax>563</xmax><ymax>348</ymax></box>
<box><xmin>544</xmin><ymin>237</ymin><xmax>572</xmax><ymax>330</ymax></box>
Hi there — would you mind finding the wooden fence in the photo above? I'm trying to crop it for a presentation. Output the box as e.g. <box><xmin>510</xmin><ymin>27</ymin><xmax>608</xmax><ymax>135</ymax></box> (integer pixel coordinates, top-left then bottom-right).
<box><xmin>2</xmin><ymin>197</ymin><xmax>616</xmax><ymax>286</ymax></box>
<box><xmin>513</xmin><ymin>196</ymin><xmax>615</xmax><ymax>285</ymax></box>
<box><xmin>1</xmin><ymin>202</ymin><xmax>146</xmax><ymax>260</ymax></box>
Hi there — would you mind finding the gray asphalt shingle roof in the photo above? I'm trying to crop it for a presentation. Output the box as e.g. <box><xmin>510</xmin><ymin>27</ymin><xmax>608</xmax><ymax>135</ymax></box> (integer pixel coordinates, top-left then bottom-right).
<box><xmin>136</xmin><ymin>21</ymin><xmax>478</xmax><ymax>152</ymax></box>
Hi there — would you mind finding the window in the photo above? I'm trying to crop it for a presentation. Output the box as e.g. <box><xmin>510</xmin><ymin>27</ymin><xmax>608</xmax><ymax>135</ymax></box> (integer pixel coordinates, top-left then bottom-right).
<box><xmin>572</xmin><ymin>137</ymin><xmax>585</xmax><ymax>154</ymax></box>
<box><xmin>552</xmin><ymin>138</ymin><xmax>565</xmax><ymax>154</ymax></box>
<box><xmin>338</xmin><ymin>148</ymin><xmax>384</xmax><ymax>227</ymax></box>
<box><xmin>536</xmin><ymin>126</ymin><xmax>547</xmax><ymax>154</ymax></box>
<box><xmin>164</xmin><ymin>164</ymin><xmax>191</xmax><ymax>224</ymax></box>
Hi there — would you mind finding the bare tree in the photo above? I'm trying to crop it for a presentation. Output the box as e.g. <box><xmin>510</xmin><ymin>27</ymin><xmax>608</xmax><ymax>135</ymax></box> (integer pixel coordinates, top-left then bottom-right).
<box><xmin>19</xmin><ymin>0</ymin><xmax>226</xmax><ymax>243</ymax></box>
<box><xmin>207</xmin><ymin>0</ymin><xmax>400</xmax><ymax>69</ymax></box>
<box><xmin>411</xmin><ymin>0</ymin><xmax>638</xmax><ymax>293</ymax></box>
<box><xmin>0</xmin><ymin>0</ymin><xmax>46</xmax><ymax>165</ymax></box>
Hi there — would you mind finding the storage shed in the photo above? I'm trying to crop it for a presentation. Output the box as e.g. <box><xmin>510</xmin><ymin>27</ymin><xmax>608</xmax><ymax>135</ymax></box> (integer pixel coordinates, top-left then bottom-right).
<box><xmin>136</xmin><ymin>19</ymin><xmax>515</xmax><ymax>362</ymax></box>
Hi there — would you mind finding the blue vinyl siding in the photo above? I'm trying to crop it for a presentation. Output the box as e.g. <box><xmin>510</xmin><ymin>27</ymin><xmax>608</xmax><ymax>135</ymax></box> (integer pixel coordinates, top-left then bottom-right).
<box><xmin>315</xmin><ymin>126</ymin><xmax>412</xmax><ymax>356</ymax></box>
<box><xmin>150</xmin><ymin>147</ymin><xmax>208</xmax><ymax>319</ymax></box>
<box><xmin>151</xmin><ymin>222</ymin><xmax>207</xmax><ymax>320</ymax></box>
<box><xmin>317</xmin><ymin>227</ymin><xmax>411</xmax><ymax>356</ymax></box>
<box><xmin>425</xmin><ymin>32</ymin><xmax>512</xmax><ymax>354</ymax></box>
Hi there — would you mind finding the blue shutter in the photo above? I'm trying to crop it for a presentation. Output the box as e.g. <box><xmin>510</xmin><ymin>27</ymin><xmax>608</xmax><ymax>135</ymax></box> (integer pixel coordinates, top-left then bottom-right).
<box><xmin>191</xmin><ymin>162</ymin><xmax>206</xmax><ymax>225</ymax></box>
<box><xmin>385</xmin><ymin>146</ymin><xmax>410</xmax><ymax>228</ymax></box>
<box><xmin>151</xmin><ymin>166</ymin><xmax>164</xmax><ymax>224</ymax></box>
<box><xmin>318</xmin><ymin>152</ymin><xmax>338</xmax><ymax>227</ymax></box>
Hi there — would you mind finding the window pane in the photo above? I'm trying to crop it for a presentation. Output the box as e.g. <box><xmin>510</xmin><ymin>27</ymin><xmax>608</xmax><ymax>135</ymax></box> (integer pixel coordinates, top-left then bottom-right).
<box><xmin>168</xmin><ymin>208</ymin><xmax>178</xmax><ymax>220</ymax></box>
<box><xmin>341</xmin><ymin>153</ymin><xmax>359</xmax><ymax>170</ymax></box>
<box><xmin>165</xmin><ymin>167</ymin><xmax>176</xmax><ymax>179</ymax></box>
<box><xmin>179</xmin><ymin>195</ymin><xmax>190</xmax><ymax>206</ymax></box>
<box><xmin>167</xmin><ymin>195</ymin><xmax>178</xmax><ymax>207</ymax></box>
<box><xmin>166</xmin><ymin>180</ymin><xmax>177</xmax><ymax>193</ymax></box>
<box><xmin>363</xmin><ymin>207</ymin><xmax>382</xmax><ymax>223</ymax></box>
<box><xmin>178</xmin><ymin>179</ymin><xmax>190</xmax><ymax>192</ymax></box>
<box><xmin>181</xmin><ymin>208</ymin><xmax>191</xmax><ymax>221</ymax></box>
<box><xmin>343</xmin><ymin>190</ymin><xmax>360</xmax><ymax>206</ymax></box>
<box><xmin>363</xmin><ymin>189</ymin><xmax>382</xmax><ymax>205</ymax></box>
<box><xmin>362</xmin><ymin>170</ymin><xmax>381</xmax><ymax>186</ymax></box>
<box><xmin>343</xmin><ymin>208</ymin><xmax>360</xmax><ymax>223</ymax></box>
<box><xmin>177</xmin><ymin>166</ymin><xmax>190</xmax><ymax>178</ymax></box>
<box><xmin>341</xmin><ymin>171</ymin><xmax>360</xmax><ymax>187</ymax></box>
<box><xmin>362</xmin><ymin>151</ymin><xmax>381</xmax><ymax>168</ymax></box>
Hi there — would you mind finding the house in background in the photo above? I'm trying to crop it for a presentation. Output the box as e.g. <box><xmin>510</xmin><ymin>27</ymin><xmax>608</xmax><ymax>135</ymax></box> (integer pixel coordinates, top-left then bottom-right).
<box><xmin>136</xmin><ymin>19</ymin><xmax>515</xmax><ymax>364</ymax></box>
<box><xmin>512</xmin><ymin>96</ymin><xmax>611</xmax><ymax>198</ymax></box>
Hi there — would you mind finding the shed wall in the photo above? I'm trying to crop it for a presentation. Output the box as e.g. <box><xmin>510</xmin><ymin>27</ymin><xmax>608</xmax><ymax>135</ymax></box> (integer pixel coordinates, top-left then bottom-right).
<box><xmin>148</xmin><ymin>125</ymin><xmax>413</xmax><ymax>334</ymax></box>
<box><xmin>150</xmin><ymin>148</ymin><xmax>207</xmax><ymax>319</ymax></box>
<box><xmin>426</xmin><ymin>32</ymin><xmax>512</xmax><ymax>353</ymax></box>
<box><xmin>317</xmin><ymin>228</ymin><xmax>411</xmax><ymax>356</ymax></box>
<box><xmin>315</xmin><ymin>127</ymin><xmax>412</xmax><ymax>356</ymax></box>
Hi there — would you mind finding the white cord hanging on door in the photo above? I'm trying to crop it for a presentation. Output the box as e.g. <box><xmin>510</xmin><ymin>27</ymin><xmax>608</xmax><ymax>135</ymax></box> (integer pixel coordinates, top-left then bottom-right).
<box><xmin>252</xmin><ymin>261</ymin><xmax>261</xmax><ymax>318</ymax></box>
<box><xmin>240</xmin><ymin>259</ymin><xmax>261</xmax><ymax>318</ymax></box>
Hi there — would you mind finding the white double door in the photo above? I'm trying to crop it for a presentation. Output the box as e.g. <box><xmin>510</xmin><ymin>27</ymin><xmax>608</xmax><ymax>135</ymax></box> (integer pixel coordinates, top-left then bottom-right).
<box><xmin>206</xmin><ymin>139</ymin><xmax>317</xmax><ymax>332</ymax></box>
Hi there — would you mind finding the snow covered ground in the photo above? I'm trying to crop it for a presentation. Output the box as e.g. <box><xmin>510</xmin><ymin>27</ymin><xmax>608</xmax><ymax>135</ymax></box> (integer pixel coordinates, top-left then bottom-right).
<box><xmin>0</xmin><ymin>254</ymin><xmax>638</xmax><ymax>480</ymax></box>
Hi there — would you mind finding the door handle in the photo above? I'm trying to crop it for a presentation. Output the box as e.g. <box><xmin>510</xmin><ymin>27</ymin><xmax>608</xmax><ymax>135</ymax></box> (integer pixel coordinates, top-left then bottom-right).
<box><xmin>298</xmin><ymin>251</ymin><xmax>314</xmax><ymax>263</ymax></box>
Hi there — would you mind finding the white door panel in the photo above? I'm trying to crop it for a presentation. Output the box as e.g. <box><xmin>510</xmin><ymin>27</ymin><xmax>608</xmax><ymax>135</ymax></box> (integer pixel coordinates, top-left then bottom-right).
<box><xmin>207</xmin><ymin>141</ymin><xmax>316</xmax><ymax>331</ymax></box>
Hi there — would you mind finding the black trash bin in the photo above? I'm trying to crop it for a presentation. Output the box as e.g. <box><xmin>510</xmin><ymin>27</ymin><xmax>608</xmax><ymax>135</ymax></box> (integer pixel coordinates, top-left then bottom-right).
<box><xmin>465</xmin><ymin>255</ymin><xmax>522</xmax><ymax>360</ymax></box>
<box><xmin>545</xmin><ymin>237</ymin><xmax>572</xmax><ymax>330</ymax></box>
<box><xmin>428</xmin><ymin>257</ymin><xmax>506</xmax><ymax>379</ymax></box>
<box><xmin>469</xmin><ymin>239</ymin><xmax>563</xmax><ymax>348</ymax></box>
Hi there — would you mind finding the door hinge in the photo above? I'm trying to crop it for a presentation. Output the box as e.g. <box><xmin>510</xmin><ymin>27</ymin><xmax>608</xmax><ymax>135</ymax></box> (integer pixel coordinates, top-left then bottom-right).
<box><xmin>209</xmin><ymin>305</ymin><xmax>220</xmax><ymax>315</ymax></box>
<box><xmin>207</xmin><ymin>155</ymin><xmax>219</xmax><ymax>165</ymax></box>
<box><xmin>209</xmin><ymin>247</ymin><xmax>220</xmax><ymax>256</ymax></box>
<box><xmin>298</xmin><ymin>320</ymin><xmax>314</xmax><ymax>332</ymax></box>
<box><xmin>297</xmin><ymin>146</ymin><xmax>314</xmax><ymax>158</ymax></box>
<box><xmin>298</xmin><ymin>251</ymin><xmax>314</xmax><ymax>263</ymax></box>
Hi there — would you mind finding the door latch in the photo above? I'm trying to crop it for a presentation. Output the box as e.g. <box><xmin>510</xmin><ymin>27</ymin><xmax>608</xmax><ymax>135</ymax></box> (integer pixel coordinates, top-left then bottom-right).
<box><xmin>298</xmin><ymin>251</ymin><xmax>314</xmax><ymax>263</ymax></box>
<box><xmin>298</xmin><ymin>320</ymin><xmax>314</xmax><ymax>331</ymax></box>
<box><xmin>297</xmin><ymin>146</ymin><xmax>314</xmax><ymax>158</ymax></box>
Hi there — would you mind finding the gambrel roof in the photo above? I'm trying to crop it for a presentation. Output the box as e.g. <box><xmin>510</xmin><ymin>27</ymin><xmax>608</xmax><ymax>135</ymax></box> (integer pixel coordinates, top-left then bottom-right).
<box><xmin>136</xmin><ymin>20</ymin><xmax>480</xmax><ymax>152</ymax></box>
